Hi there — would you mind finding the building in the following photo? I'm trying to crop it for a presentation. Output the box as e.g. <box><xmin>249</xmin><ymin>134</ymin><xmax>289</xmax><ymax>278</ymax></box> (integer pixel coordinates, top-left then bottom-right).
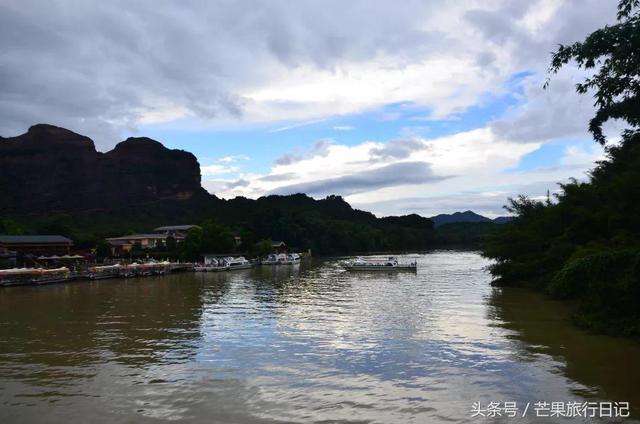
<box><xmin>107</xmin><ymin>224</ymin><xmax>200</xmax><ymax>256</ymax></box>
<box><xmin>106</xmin><ymin>234</ymin><xmax>168</xmax><ymax>256</ymax></box>
<box><xmin>271</xmin><ymin>241</ymin><xmax>287</xmax><ymax>253</ymax></box>
<box><xmin>153</xmin><ymin>225</ymin><xmax>201</xmax><ymax>238</ymax></box>
<box><xmin>0</xmin><ymin>235</ymin><xmax>73</xmax><ymax>255</ymax></box>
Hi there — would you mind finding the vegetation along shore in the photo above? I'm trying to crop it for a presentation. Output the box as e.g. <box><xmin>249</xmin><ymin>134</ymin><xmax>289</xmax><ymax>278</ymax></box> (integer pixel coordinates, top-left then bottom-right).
<box><xmin>483</xmin><ymin>0</ymin><xmax>640</xmax><ymax>339</ymax></box>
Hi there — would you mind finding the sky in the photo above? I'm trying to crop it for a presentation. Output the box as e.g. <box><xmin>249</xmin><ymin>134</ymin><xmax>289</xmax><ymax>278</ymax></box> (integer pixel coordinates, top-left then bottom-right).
<box><xmin>0</xmin><ymin>0</ymin><xmax>626</xmax><ymax>217</ymax></box>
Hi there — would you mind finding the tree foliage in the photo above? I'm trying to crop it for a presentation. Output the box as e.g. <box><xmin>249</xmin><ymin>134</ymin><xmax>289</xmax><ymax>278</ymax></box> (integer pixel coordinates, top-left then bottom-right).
<box><xmin>547</xmin><ymin>0</ymin><xmax>640</xmax><ymax>145</ymax></box>
<box><xmin>485</xmin><ymin>0</ymin><xmax>640</xmax><ymax>338</ymax></box>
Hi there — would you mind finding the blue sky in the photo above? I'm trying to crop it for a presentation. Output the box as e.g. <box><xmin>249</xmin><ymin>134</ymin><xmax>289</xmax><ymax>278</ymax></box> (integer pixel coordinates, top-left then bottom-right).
<box><xmin>129</xmin><ymin>71</ymin><xmax>530</xmax><ymax>178</ymax></box>
<box><xmin>1</xmin><ymin>0</ymin><xmax>616</xmax><ymax>217</ymax></box>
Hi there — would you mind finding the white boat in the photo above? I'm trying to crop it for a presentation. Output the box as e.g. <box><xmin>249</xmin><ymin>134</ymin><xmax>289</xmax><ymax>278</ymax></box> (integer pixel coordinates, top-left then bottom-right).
<box><xmin>32</xmin><ymin>267</ymin><xmax>71</xmax><ymax>285</ymax></box>
<box><xmin>195</xmin><ymin>257</ymin><xmax>227</xmax><ymax>272</ymax></box>
<box><xmin>345</xmin><ymin>256</ymin><xmax>417</xmax><ymax>271</ymax></box>
<box><xmin>286</xmin><ymin>253</ymin><xmax>301</xmax><ymax>264</ymax></box>
<box><xmin>261</xmin><ymin>254</ymin><xmax>279</xmax><ymax>265</ymax></box>
<box><xmin>194</xmin><ymin>265</ymin><xmax>223</xmax><ymax>272</ymax></box>
<box><xmin>221</xmin><ymin>256</ymin><xmax>252</xmax><ymax>270</ymax></box>
<box><xmin>263</xmin><ymin>253</ymin><xmax>301</xmax><ymax>265</ymax></box>
<box><xmin>88</xmin><ymin>264</ymin><xmax>121</xmax><ymax>280</ymax></box>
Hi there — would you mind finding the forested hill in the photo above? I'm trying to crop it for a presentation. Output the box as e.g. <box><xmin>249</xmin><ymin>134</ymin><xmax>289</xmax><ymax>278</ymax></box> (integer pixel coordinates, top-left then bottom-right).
<box><xmin>0</xmin><ymin>125</ymin><xmax>436</xmax><ymax>254</ymax></box>
<box><xmin>483</xmin><ymin>0</ymin><xmax>640</xmax><ymax>338</ymax></box>
<box><xmin>430</xmin><ymin>210</ymin><xmax>512</xmax><ymax>227</ymax></box>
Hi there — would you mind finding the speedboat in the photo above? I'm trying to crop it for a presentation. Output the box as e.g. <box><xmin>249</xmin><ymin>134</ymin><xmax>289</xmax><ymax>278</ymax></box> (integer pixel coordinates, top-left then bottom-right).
<box><xmin>286</xmin><ymin>253</ymin><xmax>301</xmax><ymax>264</ymax></box>
<box><xmin>345</xmin><ymin>256</ymin><xmax>417</xmax><ymax>271</ymax></box>
<box><xmin>261</xmin><ymin>254</ymin><xmax>279</xmax><ymax>265</ymax></box>
<box><xmin>221</xmin><ymin>256</ymin><xmax>252</xmax><ymax>270</ymax></box>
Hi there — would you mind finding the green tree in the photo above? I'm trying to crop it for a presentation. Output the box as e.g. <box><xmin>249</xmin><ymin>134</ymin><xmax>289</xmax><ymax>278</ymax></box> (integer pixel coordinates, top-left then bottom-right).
<box><xmin>165</xmin><ymin>235</ymin><xmax>177</xmax><ymax>253</ymax></box>
<box><xmin>483</xmin><ymin>0</ymin><xmax>640</xmax><ymax>338</ymax></box>
<box><xmin>95</xmin><ymin>239</ymin><xmax>112</xmax><ymax>262</ymax></box>
<box><xmin>251</xmin><ymin>239</ymin><xmax>273</xmax><ymax>258</ymax></box>
<box><xmin>0</xmin><ymin>218</ymin><xmax>23</xmax><ymax>235</ymax></box>
<box><xmin>181</xmin><ymin>227</ymin><xmax>203</xmax><ymax>261</ymax></box>
<box><xmin>547</xmin><ymin>0</ymin><xmax>640</xmax><ymax>145</ymax></box>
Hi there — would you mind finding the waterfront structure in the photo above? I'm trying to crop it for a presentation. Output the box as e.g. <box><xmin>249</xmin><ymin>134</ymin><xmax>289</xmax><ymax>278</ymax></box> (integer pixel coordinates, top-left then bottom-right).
<box><xmin>107</xmin><ymin>224</ymin><xmax>200</xmax><ymax>256</ymax></box>
<box><xmin>272</xmin><ymin>241</ymin><xmax>287</xmax><ymax>253</ymax></box>
<box><xmin>0</xmin><ymin>235</ymin><xmax>73</xmax><ymax>255</ymax></box>
<box><xmin>106</xmin><ymin>234</ymin><xmax>168</xmax><ymax>255</ymax></box>
<box><xmin>153</xmin><ymin>225</ymin><xmax>201</xmax><ymax>238</ymax></box>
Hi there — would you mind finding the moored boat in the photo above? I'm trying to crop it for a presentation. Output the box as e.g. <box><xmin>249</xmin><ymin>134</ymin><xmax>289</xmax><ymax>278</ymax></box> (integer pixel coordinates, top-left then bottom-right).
<box><xmin>194</xmin><ymin>257</ymin><xmax>227</xmax><ymax>272</ymax></box>
<box><xmin>0</xmin><ymin>267</ymin><xmax>71</xmax><ymax>286</ymax></box>
<box><xmin>0</xmin><ymin>268</ymin><xmax>38</xmax><ymax>286</ymax></box>
<box><xmin>221</xmin><ymin>256</ymin><xmax>252</xmax><ymax>270</ymax></box>
<box><xmin>88</xmin><ymin>264</ymin><xmax>121</xmax><ymax>280</ymax></box>
<box><xmin>345</xmin><ymin>256</ymin><xmax>417</xmax><ymax>271</ymax></box>
<box><xmin>31</xmin><ymin>267</ymin><xmax>71</xmax><ymax>285</ymax></box>
<box><xmin>262</xmin><ymin>253</ymin><xmax>301</xmax><ymax>265</ymax></box>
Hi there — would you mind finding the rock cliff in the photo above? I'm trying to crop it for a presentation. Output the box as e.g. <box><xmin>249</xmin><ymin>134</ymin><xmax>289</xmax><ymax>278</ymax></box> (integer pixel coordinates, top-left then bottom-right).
<box><xmin>0</xmin><ymin>124</ymin><xmax>206</xmax><ymax>215</ymax></box>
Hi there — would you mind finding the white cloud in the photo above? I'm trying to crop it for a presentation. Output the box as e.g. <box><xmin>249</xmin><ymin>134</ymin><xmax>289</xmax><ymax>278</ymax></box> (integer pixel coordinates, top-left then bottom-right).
<box><xmin>0</xmin><ymin>0</ymin><xmax>620</xmax><ymax>216</ymax></box>
<box><xmin>0</xmin><ymin>0</ymin><xmax>619</xmax><ymax>148</ymax></box>
<box><xmin>201</xmin><ymin>164</ymin><xmax>240</xmax><ymax>176</ymax></box>
<box><xmin>209</xmin><ymin>123</ymin><xmax>607</xmax><ymax>216</ymax></box>
<box><xmin>218</xmin><ymin>155</ymin><xmax>250</xmax><ymax>163</ymax></box>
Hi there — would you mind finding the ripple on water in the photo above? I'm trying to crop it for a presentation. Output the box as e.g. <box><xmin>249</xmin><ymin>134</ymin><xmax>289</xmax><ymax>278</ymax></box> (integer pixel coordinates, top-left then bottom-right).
<box><xmin>1</xmin><ymin>252</ymin><xmax>640</xmax><ymax>423</ymax></box>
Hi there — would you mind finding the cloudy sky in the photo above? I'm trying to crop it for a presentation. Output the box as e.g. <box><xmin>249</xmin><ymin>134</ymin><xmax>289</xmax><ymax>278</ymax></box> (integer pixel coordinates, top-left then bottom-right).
<box><xmin>0</xmin><ymin>0</ymin><xmax>625</xmax><ymax>217</ymax></box>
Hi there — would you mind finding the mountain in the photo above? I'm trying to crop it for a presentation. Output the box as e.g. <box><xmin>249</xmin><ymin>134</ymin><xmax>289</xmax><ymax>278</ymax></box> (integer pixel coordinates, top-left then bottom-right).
<box><xmin>0</xmin><ymin>124</ymin><xmax>207</xmax><ymax>215</ymax></box>
<box><xmin>0</xmin><ymin>124</ymin><xmax>437</xmax><ymax>254</ymax></box>
<box><xmin>430</xmin><ymin>211</ymin><xmax>513</xmax><ymax>227</ymax></box>
<box><xmin>430</xmin><ymin>210</ymin><xmax>492</xmax><ymax>227</ymax></box>
<box><xmin>492</xmin><ymin>216</ymin><xmax>514</xmax><ymax>224</ymax></box>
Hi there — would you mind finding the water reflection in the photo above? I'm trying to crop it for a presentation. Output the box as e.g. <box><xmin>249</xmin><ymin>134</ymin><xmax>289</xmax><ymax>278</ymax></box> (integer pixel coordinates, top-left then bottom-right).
<box><xmin>488</xmin><ymin>287</ymin><xmax>640</xmax><ymax>418</ymax></box>
<box><xmin>0</xmin><ymin>252</ymin><xmax>639</xmax><ymax>423</ymax></box>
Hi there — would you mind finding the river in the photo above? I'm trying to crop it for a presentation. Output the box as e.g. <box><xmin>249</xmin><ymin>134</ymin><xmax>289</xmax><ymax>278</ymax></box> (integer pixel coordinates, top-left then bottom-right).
<box><xmin>0</xmin><ymin>251</ymin><xmax>638</xmax><ymax>423</ymax></box>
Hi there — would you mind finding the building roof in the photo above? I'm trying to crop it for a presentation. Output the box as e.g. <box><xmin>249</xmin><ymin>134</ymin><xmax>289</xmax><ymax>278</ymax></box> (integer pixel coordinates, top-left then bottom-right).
<box><xmin>106</xmin><ymin>239</ymin><xmax>131</xmax><ymax>246</ymax></box>
<box><xmin>0</xmin><ymin>235</ymin><xmax>73</xmax><ymax>244</ymax></box>
<box><xmin>106</xmin><ymin>234</ymin><xmax>167</xmax><ymax>241</ymax></box>
<box><xmin>153</xmin><ymin>225</ymin><xmax>201</xmax><ymax>232</ymax></box>
<box><xmin>272</xmin><ymin>241</ymin><xmax>286</xmax><ymax>247</ymax></box>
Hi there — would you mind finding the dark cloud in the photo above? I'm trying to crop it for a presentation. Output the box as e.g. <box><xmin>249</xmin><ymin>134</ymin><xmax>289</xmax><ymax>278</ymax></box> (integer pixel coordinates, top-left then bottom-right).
<box><xmin>258</xmin><ymin>173</ymin><xmax>299</xmax><ymax>182</ymax></box>
<box><xmin>0</xmin><ymin>0</ymin><xmax>621</xmax><ymax>151</ymax></box>
<box><xmin>226</xmin><ymin>179</ymin><xmax>250</xmax><ymax>189</ymax></box>
<box><xmin>0</xmin><ymin>0</ymin><xmax>446</xmax><ymax>149</ymax></box>
<box><xmin>270</xmin><ymin>161</ymin><xmax>448</xmax><ymax>196</ymax></box>
<box><xmin>274</xmin><ymin>139</ymin><xmax>333</xmax><ymax>165</ymax></box>
<box><xmin>370</xmin><ymin>139</ymin><xmax>429</xmax><ymax>160</ymax></box>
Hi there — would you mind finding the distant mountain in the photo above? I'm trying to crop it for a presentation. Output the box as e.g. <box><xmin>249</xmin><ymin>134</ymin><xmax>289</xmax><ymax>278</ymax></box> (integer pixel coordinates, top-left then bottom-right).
<box><xmin>430</xmin><ymin>210</ymin><xmax>491</xmax><ymax>227</ymax></box>
<box><xmin>430</xmin><ymin>210</ymin><xmax>513</xmax><ymax>227</ymax></box>
<box><xmin>492</xmin><ymin>216</ymin><xmax>514</xmax><ymax>224</ymax></box>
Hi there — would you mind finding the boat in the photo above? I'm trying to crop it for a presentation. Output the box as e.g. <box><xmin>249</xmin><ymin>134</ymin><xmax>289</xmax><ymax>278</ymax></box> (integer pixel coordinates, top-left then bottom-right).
<box><xmin>0</xmin><ymin>268</ymin><xmax>36</xmax><ymax>287</ymax></box>
<box><xmin>286</xmin><ymin>253</ymin><xmax>301</xmax><ymax>264</ymax></box>
<box><xmin>221</xmin><ymin>256</ymin><xmax>252</xmax><ymax>270</ymax></box>
<box><xmin>31</xmin><ymin>267</ymin><xmax>71</xmax><ymax>285</ymax></box>
<box><xmin>261</xmin><ymin>254</ymin><xmax>279</xmax><ymax>265</ymax></box>
<box><xmin>345</xmin><ymin>256</ymin><xmax>417</xmax><ymax>271</ymax></box>
<box><xmin>120</xmin><ymin>268</ymin><xmax>136</xmax><ymax>278</ymax></box>
<box><xmin>88</xmin><ymin>264</ymin><xmax>121</xmax><ymax>280</ymax></box>
<box><xmin>0</xmin><ymin>267</ymin><xmax>70</xmax><ymax>286</ymax></box>
<box><xmin>262</xmin><ymin>253</ymin><xmax>301</xmax><ymax>265</ymax></box>
<box><xmin>194</xmin><ymin>258</ymin><xmax>226</xmax><ymax>272</ymax></box>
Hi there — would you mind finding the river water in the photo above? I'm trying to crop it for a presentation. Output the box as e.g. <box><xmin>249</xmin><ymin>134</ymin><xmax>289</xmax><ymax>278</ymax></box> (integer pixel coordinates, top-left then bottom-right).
<box><xmin>0</xmin><ymin>251</ymin><xmax>638</xmax><ymax>423</ymax></box>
